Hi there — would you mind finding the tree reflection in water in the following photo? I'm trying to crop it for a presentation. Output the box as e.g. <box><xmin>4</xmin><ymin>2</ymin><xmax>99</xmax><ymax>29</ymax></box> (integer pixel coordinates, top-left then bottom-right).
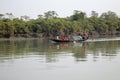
<box><xmin>49</xmin><ymin>40</ymin><xmax>120</xmax><ymax>62</ymax></box>
<box><xmin>0</xmin><ymin>39</ymin><xmax>120</xmax><ymax>62</ymax></box>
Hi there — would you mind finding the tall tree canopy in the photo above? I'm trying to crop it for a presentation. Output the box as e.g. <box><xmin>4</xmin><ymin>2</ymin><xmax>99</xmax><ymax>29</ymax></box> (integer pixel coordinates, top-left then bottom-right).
<box><xmin>0</xmin><ymin>10</ymin><xmax>120</xmax><ymax>38</ymax></box>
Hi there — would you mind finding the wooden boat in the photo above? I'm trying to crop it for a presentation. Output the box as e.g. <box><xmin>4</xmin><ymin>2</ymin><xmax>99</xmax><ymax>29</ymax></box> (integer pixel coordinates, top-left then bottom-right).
<box><xmin>50</xmin><ymin>39</ymin><xmax>73</xmax><ymax>42</ymax></box>
<box><xmin>50</xmin><ymin>36</ymin><xmax>88</xmax><ymax>43</ymax></box>
<box><xmin>50</xmin><ymin>39</ymin><xmax>86</xmax><ymax>43</ymax></box>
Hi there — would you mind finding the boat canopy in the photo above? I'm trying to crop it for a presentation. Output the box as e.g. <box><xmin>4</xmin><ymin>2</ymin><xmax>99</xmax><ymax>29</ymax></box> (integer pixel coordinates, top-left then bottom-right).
<box><xmin>72</xmin><ymin>36</ymin><xmax>83</xmax><ymax>41</ymax></box>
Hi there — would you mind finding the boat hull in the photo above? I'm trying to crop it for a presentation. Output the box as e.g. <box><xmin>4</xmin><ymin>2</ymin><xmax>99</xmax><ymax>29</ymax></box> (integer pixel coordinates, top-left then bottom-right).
<box><xmin>50</xmin><ymin>39</ymin><xmax>86</xmax><ymax>43</ymax></box>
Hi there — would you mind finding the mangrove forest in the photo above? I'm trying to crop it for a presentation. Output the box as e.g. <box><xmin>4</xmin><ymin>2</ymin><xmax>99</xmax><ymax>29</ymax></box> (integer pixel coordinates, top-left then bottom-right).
<box><xmin>0</xmin><ymin>10</ymin><xmax>120</xmax><ymax>38</ymax></box>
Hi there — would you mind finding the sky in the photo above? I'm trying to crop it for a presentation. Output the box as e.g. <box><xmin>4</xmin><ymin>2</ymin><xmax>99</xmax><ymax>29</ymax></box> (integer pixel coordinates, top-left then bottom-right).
<box><xmin>0</xmin><ymin>0</ymin><xmax>120</xmax><ymax>19</ymax></box>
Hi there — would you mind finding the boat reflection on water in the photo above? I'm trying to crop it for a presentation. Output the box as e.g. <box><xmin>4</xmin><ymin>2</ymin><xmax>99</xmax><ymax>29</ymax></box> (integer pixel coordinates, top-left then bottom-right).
<box><xmin>50</xmin><ymin>42</ymin><xmax>90</xmax><ymax>50</ymax></box>
<box><xmin>0</xmin><ymin>39</ymin><xmax>119</xmax><ymax>63</ymax></box>
<box><xmin>49</xmin><ymin>42</ymin><xmax>90</xmax><ymax>62</ymax></box>
<box><xmin>51</xmin><ymin>42</ymin><xmax>76</xmax><ymax>49</ymax></box>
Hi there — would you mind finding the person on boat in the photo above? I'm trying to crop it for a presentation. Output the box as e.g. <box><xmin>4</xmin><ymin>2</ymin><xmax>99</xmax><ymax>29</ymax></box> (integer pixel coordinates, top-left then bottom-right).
<box><xmin>56</xmin><ymin>32</ymin><xmax>60</xmax><ymax>40</ymax></box>
<box><xmin>56</xmin><ymin>36</ymin><xmax>59</xmax><ymax>39</ymax></box>
<box><xmin>64</xmin><ymin>36</ymin><xmax>69</xmax><ymax>41</ymax></box>
<box><xmin>78</xmin><ymin>32</ymin><xmax>83</xmax><ymax>40</ymax></box>
<box><xmin>82</xmin><ymin>31</ymin><xmax>88</xmax><ymax>40</ymax></box>
<box><xmin>78</xmin><ymin>36</ymin><xmax>83</xmax><ymax>40</ymax></box>
<box><xmin>61</xmin><ymin>36</ymin><xmax>65</xmax><ymax>40</ymax></box>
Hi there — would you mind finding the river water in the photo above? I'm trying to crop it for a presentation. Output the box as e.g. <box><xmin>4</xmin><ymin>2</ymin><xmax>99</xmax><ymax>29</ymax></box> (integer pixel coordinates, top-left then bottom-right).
<box><xmin>0</xmin><ymin>37</ymin><xmax>120</xmax><ymax>80</ymax></box>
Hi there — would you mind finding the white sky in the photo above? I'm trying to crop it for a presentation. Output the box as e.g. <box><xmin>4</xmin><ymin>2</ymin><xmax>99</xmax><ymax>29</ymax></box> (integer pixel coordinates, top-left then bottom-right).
<box><xmin>0</xmin><ymin>0</ymin><xmax>120</xmax><ymax>19</ymax></box>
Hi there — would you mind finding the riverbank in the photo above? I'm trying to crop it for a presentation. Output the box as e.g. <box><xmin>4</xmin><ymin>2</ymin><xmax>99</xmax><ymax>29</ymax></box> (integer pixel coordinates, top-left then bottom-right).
<box><xmin>0</xmin><ymin>37</ymin><xmax>44</xmax><ymax>41</ymax></box>
<box><xmin>0</xmin><ymin>31</ymin><xmax>120</xmax><ymax>40</ymax></box>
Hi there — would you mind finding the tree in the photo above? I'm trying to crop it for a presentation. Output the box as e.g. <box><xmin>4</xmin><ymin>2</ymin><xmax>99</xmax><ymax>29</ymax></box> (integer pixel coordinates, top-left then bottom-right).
<box><xmin>0</xmin><ymin>14</ymin><xmax>4</xmax><ymax>19</ymax></box>
<box><xmin>44</xmin><ymin>11</ymin><xmax>58</xmax><ymax>19</ymax></box>
<box><xmin>100</xmin><ymin>11</ymin><xmax>118</xmax><ymax>20</ymax></box>
<box><xmin>70</xmin><ymin>10</ymin><xmax>86</xmax><ymax>21</ymax></box>
<box><xmin>0</xmin><ymin>19</ymin><xmax>15</xmax><ymax>38</ymax></box>
<box><xmin>6</xmin><ymin>13</ymin><xmax>14</xmax><ymax>19</ymax></box>
<box><xmin>37</xmin><ymin>14</ymin><xmax>43</xmax><ymax>19</ymax></box>
<box><xmin>91</xmin><ymin>11</ymin><xmax>98</xmax><ymax>18</ymax></box>
<box><xmin>21</xmin><ymin>15</ymin><xmax>30</xmax><ymax>21</ymax></box>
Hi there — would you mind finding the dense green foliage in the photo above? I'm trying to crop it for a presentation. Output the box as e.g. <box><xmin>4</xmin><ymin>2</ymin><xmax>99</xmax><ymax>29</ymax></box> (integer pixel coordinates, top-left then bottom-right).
<box><xmin>0</xmin><ymin>10</ymin><xmax>120</xmax><ymax>38</ymax></box>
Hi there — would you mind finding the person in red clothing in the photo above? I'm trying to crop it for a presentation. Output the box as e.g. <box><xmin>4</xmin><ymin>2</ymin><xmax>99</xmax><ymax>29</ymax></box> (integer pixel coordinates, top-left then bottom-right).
<box><xmin>61</xmin><ymin>36</ymin><xmax>65</xmax><ymax>40</ymax></box>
